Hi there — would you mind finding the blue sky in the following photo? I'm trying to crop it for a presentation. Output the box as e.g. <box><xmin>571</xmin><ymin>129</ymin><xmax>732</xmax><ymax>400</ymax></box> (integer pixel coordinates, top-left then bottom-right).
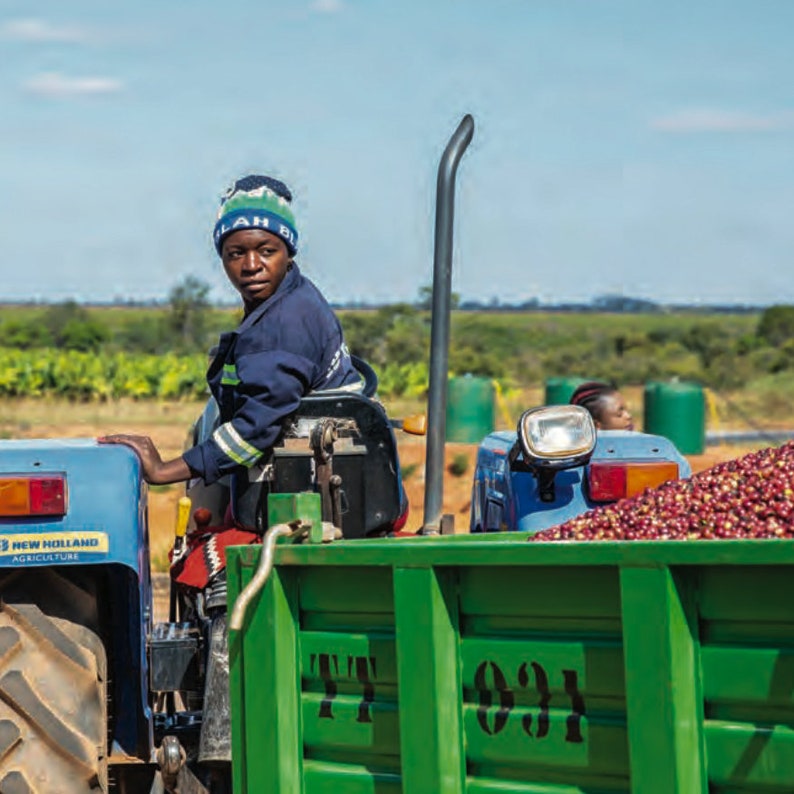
<box><xmin>1</xmin><ymin>0</ymin><xmax>793</xmax><ymax>306</ymax></box>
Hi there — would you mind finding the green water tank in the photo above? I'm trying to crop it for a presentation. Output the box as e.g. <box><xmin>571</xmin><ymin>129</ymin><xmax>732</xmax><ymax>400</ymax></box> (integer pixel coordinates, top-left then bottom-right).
<box><xmin>544</xmin><ymin>377</ymin><xmax>593</xmax><ymax>406</ymax></box>
<box><xmin>643</xmin><ymin>381</ymin><xmax>705</xmax><ymax>454</ymax></box>
<box><xmin>446</xmin><ymin>375</ymin><xmax>495</xmax><ymax>442</ymax></box>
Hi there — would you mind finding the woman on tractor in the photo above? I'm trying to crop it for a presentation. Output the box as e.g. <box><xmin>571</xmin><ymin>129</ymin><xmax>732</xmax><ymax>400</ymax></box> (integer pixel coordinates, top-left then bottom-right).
<box><xmin>100</xmin><ymin>173</ymin><xmax>360</xmax><ymax>485</ymax></box>
<box><xmin>98</xmin><ymin>174</ymin><xmax>361</xmax><ymax>782</ymax></box>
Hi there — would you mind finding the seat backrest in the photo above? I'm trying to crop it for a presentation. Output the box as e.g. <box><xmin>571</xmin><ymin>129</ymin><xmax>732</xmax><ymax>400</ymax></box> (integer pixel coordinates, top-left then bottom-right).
<box><xmin>232</xmin><ymin>392</ymin><xmax>404</xmax><ymax>538</ymax></box>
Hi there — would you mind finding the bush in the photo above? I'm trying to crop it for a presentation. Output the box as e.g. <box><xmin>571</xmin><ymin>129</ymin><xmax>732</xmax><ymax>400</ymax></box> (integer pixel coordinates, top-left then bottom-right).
<box><xmin>167</xmin><ymin>276</ymin><xmax>213</xmax><ymax>352</ymax></box>
<box><xmin>59</xmin><ymin>318</ymin><xmax>108</xmax><ymax>352</ymax></box>
<box><xmin>447</xmin><ymin>453</ymin><xmax>469</xmax><ymax>477</ymax></box>
<box><xmin>757</xmin><ymin>305</ymin><xmax>794</xmax><ymax>346</ymax></box>
<box><xmin>0</xmin><ymin>319</ymin><xmax>53</xmax><ymax>349</ymax></box>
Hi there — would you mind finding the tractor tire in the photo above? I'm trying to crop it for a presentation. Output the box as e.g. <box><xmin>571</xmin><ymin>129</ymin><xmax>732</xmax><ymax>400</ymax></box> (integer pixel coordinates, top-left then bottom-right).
<box><xmin>0</xmin><ymin>570</ymin><xmax>107</xmax><ymax>794</ymax></box>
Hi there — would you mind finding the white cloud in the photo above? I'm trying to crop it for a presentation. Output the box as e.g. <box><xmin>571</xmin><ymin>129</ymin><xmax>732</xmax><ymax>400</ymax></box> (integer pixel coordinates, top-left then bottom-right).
<box><xmin>651</xmin><ymin>108</ymin><xmax>794</xmax><ymax>133</ymax></box>
<box><xmin>310</xmin><ymin>0</ymin><xmax>345</xmax><ymax>13</ymax></box>
<box><xmin>23</xmin><ymin>72</ymin><xmax>123</xmax><ymax>99</ymax></box>
<box><xmin>1</xmin><ymin>17</ymin><xmax>90</xmax><ymax>43</ymax></box>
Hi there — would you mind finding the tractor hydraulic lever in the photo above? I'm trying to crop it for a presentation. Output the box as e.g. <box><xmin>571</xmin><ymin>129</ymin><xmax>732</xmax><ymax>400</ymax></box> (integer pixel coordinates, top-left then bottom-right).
<box><xmin>311</xmin><ymin>419</ymin><xmax>344</xmax><ymax>530</ymax></box>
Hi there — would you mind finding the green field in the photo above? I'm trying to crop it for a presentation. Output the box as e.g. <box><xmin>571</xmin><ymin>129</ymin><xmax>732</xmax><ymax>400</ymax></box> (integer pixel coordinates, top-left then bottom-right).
<box><xmin>1</xmin><ymin>303</ymin><xmax>793</xmax><ymax>427</ymax></box>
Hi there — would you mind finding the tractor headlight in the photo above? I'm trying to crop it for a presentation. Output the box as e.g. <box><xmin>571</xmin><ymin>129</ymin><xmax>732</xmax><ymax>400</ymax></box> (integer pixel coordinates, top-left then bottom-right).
<box><xmin>517</xmin><ymin>405</ymin><xmax>596</xmax><ymax>467</ymax></box>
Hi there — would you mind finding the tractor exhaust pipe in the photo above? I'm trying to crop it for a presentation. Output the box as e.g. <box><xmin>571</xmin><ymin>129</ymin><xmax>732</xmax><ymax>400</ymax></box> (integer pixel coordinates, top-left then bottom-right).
<box><xmin>421</xmin><ymin>114</ymin><xmax>474</xmax><ymax>534</ymax></box>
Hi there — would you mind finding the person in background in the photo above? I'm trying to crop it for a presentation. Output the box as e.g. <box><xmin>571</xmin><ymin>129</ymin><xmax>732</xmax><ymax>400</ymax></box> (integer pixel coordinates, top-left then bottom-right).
<box><xmin>570</xmin><ymin>381</ymin><xmax>634</xmax><ymax>431</ymax></box>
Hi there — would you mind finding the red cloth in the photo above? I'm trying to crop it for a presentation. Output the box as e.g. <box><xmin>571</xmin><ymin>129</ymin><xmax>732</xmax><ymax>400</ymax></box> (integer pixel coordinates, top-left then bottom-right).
<box><xmin>171</xmin><ymin>521</ymin><xmax>260</xmax><ymax>590</ymax></box>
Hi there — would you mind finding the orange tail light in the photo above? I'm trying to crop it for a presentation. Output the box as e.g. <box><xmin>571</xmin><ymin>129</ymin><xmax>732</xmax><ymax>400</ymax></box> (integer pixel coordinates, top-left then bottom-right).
<box><xmin>0</xmin><ymin>475</ymin><xmax>67</xmax><ymax>517</ymax></box>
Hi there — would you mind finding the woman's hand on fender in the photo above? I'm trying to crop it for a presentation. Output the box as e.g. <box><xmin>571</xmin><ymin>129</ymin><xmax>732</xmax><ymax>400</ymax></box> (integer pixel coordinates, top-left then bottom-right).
<box><xmin>97</xmin><ymin>434</ymin><xmax>192</xmax><ymax>484</ymax></box>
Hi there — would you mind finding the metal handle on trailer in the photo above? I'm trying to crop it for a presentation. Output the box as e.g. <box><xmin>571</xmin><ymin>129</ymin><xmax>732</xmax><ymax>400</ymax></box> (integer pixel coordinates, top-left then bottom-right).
<box><xmin>228</xmin><ymin>523</ymin><xmax>294</xmax><ymax>632</ymax></box>
<box><xmin>422</xmin><ymin>113</ymin><xmax>475</xmax><ymax>534</ymax></box>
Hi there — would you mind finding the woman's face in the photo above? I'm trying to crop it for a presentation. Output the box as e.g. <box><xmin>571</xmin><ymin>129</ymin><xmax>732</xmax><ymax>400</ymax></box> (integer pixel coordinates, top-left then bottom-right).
<box><xmin>220</xmin><ymin>228</ymin><xmax>291</xmax><ymax>311</ymax></box>
<box><xmin>596</xmin><ymin>392</ymin><xmax>634</xmax><ymax>431</ymax></box>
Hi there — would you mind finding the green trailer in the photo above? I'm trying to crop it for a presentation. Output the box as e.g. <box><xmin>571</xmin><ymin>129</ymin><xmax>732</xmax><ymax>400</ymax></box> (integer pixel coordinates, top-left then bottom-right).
<box><xmin>227</xmin><ymin>495</ymin><xmax>794</xmax><ymax>794</ymax></box>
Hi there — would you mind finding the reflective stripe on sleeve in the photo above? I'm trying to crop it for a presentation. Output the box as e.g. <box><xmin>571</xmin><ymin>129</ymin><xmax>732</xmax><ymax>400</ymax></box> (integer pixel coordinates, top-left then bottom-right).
<box><xmin>212</xmin><ymin>422</ymin><xmax>264</xmax><ymax>467</ymax></box>
<box><xmin>220</xmin><ymin>364</ymin><xmax>240</xmax><ymax>386</ymax></box>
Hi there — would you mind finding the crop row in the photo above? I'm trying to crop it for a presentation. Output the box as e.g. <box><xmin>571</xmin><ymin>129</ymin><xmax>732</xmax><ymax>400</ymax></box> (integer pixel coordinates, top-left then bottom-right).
<box><xmin>0</xmin><ymin>349</ymin><xmax>442</xmax><ymax>401</ymax></box>
<box><xmin>0</xmin><ymin>348</ymin><xmax>209</xmax><ymax>400</ymax></box>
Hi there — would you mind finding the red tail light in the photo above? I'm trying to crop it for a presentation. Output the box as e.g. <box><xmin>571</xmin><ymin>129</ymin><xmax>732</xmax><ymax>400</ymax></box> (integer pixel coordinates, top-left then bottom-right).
<box><xmin>0</xmin><ymin>475</ymin><xmax>67</xmax><ymax>517</ymax></box>
<box><xmin>587</xmin><ymin>461</ymin><xmax>679</xmax><ymax>503</ymax></box>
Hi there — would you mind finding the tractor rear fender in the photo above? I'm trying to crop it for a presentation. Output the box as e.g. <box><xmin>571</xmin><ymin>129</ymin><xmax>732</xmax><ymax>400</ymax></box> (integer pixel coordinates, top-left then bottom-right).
<box><xmin>0</xmin><ymin>440</ymin><xmax>156</xmax><ymax>764</ymax></box>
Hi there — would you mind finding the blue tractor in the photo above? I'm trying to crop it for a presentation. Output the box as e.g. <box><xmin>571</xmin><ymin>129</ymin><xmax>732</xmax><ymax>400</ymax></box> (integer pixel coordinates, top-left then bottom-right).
<box><xmin>0</xmin><ymin>440</ymin><xmax>159</xmax><ymax>793</ymax></box>
<box><xmin>469</xmin><ymin>404</ymin><xmax>691</xmax><ymax>534</ymax></box>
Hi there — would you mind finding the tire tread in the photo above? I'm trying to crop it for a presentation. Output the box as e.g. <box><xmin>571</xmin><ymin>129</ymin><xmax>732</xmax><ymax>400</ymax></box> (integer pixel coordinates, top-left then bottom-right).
<box><xmin>0</xmin><ymin>574</ymin><xmax>107</xmax><ymax>793</ymax></box>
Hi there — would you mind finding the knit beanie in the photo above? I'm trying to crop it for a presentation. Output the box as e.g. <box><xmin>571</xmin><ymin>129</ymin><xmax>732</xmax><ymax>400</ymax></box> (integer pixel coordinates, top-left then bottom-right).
<box><xmin>213</xmin><ymin>174</ymin><xmax>298</xmax><ymax>255</ymax></box>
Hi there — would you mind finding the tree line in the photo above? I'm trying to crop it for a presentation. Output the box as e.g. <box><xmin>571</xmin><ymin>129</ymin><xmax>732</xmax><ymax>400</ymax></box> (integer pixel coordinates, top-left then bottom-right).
<box><xmin>340</xmin><ymin>303</ymin><xmax>794</xmax><ymax>394</ymax></box>
<box><xmin>1</xmin><ymin>278</ymin><xmax>234</xmax><ymax>356</ymax></box>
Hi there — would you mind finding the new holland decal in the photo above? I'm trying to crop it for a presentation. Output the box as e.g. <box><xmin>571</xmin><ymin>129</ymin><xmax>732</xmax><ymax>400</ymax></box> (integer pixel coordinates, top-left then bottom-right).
<box><xmin>0</xmin><ymin>531</ymin><xmax>109</xmax><ymax>564</ymax></box>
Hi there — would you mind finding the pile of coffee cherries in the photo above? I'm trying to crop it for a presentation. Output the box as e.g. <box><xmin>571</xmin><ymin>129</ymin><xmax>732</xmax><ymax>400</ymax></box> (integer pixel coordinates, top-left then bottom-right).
<box><xmin>529</xmin><ymin>442</ymin><xmax>794</xmax><ymax>542</ymax></box>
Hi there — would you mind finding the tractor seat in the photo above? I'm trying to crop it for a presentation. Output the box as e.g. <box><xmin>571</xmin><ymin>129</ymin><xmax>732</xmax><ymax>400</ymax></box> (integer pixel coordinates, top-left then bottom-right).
<box><xmin>231</xmin><ymin>391</ymin><xmax>405</xmax><ymax>539</ymax></box>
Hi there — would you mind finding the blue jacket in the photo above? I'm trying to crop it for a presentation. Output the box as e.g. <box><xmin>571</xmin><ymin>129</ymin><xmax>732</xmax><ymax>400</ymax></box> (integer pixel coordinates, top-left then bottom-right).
<box><xmin>183</xmin><ymin>264</ymin><xmax>359</xmax><ymax>484</ymax></box>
